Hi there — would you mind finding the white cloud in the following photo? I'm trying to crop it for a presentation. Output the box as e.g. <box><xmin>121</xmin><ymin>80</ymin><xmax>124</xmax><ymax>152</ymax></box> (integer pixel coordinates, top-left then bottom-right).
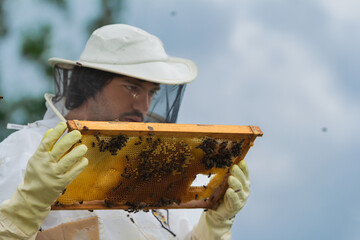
<box><xmin>227</xmin><ymin>20</ymin><xmax>359</xmax><ymax>138</ymax></box>
<box><xmin>318</xmin><ymin>0</ymin><xmax>360</xmax><ymax>22</ymax></box>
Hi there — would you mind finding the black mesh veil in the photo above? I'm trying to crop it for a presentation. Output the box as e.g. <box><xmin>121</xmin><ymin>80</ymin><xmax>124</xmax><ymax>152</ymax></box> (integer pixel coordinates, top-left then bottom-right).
<box><xmin>53</xmin><ymin>65</ymin><xmax>186</xmax><ymax>123</ymax></box>
<box><xmin>145</xmin><ymin>84</ymin><xmax>186</xmax><ymax>123</ymax></box>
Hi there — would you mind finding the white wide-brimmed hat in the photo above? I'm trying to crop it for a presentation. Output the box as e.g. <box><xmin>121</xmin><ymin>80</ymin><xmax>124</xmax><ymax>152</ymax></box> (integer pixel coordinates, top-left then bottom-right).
<box><xmin>49</xmin><ymin>24</ymin><xmax>198</xmax><ymax>85</ymax></box>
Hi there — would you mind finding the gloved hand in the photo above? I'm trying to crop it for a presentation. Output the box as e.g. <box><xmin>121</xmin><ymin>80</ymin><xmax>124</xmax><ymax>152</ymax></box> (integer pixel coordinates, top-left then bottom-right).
<box><xmin>0</xmin><ymin>122</ymin><xmax>88</xmax><ymax>238</ymax></box>
<box><xmin>192</xmin><ymin>160</ymin><xmax>250</xmax><ymax>240</ymax></box>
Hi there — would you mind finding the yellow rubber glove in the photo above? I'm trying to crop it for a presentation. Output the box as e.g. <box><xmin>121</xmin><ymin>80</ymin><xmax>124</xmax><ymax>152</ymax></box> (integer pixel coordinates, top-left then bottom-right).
<box><xmin>0</xmin><ymin>122</ymin><xmax>88</xmax><ymax>238</ymax></box>
<box><xmin>192</xmin><ymin>160</ymin><xmax>250</xmax><ymax>240</ymax></box>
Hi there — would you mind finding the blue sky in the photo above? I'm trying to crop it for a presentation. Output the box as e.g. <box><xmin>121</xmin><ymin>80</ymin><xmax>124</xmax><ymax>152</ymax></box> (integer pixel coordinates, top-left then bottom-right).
<box><xmin>1</xmin><ymin>0</ymin><xmax>360</xmax><ymax>239</ymax></box>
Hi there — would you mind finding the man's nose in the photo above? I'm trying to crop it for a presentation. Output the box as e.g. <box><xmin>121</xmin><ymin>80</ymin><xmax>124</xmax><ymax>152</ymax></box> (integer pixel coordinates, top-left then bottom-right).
<box><xmin>132</xmin><ymin>92</ymin><xmax>151</xmax><ymax>114</ymax></box>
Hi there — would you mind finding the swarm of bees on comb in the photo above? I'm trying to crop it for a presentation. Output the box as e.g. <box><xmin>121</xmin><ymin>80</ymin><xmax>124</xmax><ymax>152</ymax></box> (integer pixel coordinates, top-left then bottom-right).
<box><xmin>53</xmin><ymin>121</ymin><xmax>262</xmax><ymax>211</ymax></box>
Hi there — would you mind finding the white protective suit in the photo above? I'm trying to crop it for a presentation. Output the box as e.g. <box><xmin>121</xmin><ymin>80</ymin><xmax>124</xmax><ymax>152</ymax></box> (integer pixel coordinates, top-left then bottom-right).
<box><xmin>0</xmin><ymin>94</ymin><xmax>204</xmax><ymax>240</ymax></box>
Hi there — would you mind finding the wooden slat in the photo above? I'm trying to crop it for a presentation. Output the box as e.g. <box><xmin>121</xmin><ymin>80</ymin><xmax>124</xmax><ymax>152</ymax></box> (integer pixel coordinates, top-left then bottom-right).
<box><xmin>67</xmin><ymin>120</ymin><xmax>263</xmax><ymax>139</ymax></box>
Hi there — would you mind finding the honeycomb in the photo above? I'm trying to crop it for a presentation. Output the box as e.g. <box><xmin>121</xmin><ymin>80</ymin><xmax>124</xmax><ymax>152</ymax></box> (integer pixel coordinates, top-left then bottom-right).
<box><xmin>53</xmin><ymin>121</ymin><xmax>262</xmax><ymax>210</ymax></box>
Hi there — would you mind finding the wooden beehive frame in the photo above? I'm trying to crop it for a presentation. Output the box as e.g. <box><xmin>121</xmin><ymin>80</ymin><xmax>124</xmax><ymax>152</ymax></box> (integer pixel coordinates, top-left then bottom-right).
<box><xmin>51</xmin><ymin>120</ymin><xmax>262</xmax><ymax>211</ymax></box>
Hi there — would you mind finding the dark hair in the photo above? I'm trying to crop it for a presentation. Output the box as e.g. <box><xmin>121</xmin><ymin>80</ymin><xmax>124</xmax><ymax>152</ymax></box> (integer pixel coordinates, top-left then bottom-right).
<box><xmin>53</xmin><ymin>66</ymin><xmax>118</xmax><ymax>110</ymax></box>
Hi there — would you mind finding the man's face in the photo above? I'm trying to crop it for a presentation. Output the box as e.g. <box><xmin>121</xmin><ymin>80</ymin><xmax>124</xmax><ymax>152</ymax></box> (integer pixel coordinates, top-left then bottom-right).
<box><xmin>85</xmin><ymin>76</ymin><xmax>160</xmax><ymax>121</ymax></box>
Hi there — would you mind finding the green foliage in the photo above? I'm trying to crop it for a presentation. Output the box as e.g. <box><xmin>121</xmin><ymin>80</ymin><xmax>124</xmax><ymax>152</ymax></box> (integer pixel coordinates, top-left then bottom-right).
<box><xmin>21</xmin><ymin>24</ymin><xmax>53</xmax><ymax>77</ymax></box>
<box><xmin>0</xmin><ymin>0</ymin><xmax>8</xmax><ymax>37</ymax></box>
<box><xmin>0</xmin><ymin>0</ymin><xmax>126</xmax><ymax>141</ymax></box>
<box><xmin>88</xmin><ymin>0</ymin><xmax>125</xmax><ymax>34</ymax></box>
<box><xmin>0</xmin><ymin>96</ymin><xmax>47</xmax><ymax>141</ymax></box>
<box><xmin>21</xmin><ymin>26</ymin><xmax>50</xmax><ymax>59</ymax></box>
<box><xmin>42</xmin><ymin>0</ymin><xmax>67</xmax><ymax>9</ymax></box>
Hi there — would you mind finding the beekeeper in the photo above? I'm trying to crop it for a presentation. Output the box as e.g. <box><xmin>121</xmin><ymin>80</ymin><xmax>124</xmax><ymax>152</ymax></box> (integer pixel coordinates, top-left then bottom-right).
<box><xmin>0</xmin><ymin>24</ymin><xmax>250</xmax><ymax>239</ymax></box>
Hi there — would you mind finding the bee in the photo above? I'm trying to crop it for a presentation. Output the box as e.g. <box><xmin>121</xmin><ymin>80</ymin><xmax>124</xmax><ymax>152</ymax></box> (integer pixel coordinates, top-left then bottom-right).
<box><xmin>92</xmin><ymin>142</ymin><xmax>95</xmax><ymax>148</ymax></box>
<box><xmin>130</xmin><ymin>217</ymin><xmax>135</xmax><ymax>223</ymax></box>
<box><xmin>113</xmin><ymin>182</ymin><xmax>123</xmax><ymax>192</ymax></box>
<box><xmin>88</xmin><ymin>210</ymin><xmax>94</xmax><ymax>212</ymax></box>
<box><xmin>126</xmin><ymin>155</ymin><xmax>130</xmax><ymax>162</ymax></box>
<box><xmin>78</xmin><ymin>140</ymin><xmax>82</xmax><ymax>143</ymax></box>
<box><xmin>121</xmin><ymin>173</ymin><xmax>131</xmax><ymax>179</ymax></box>
<box><xmin>195</xmin><ymin>194</ymin><xmax>198</xmax><ymax>200</ymax></box>
<box><xmin>62</xmin><ymin>188</ymin><xmax>66</xmax><ymax>195</ymax></box>
<box><xmin>105</xmin><ymin>201</ymin><xmax>113</xmax><ymax>208</ymax></box>
<box><xmin>167</xmin><ymin>183</ymin><xmax>174</xmax><ymax>190</ymax></box>
<box><xmin>94</xmin><ymin>132</ymin><xmax>100</xmax><ymax>141</ymax></box>
<box><xmin>83</xmin><ymin>126</ymin><xmax>89</xmax><ymax>131</ymax></box>
<box><xmin>79</xmin><ymin>200</ymin><xmax>83</xmax><ymax>204</ymax></box>
<box><xmin>127</xmin><ymin>186</ymin><xmax>136</xmax><ymax>191</ymax></box>
<box><xmin>203</xmin><ymin>185</ymin><xmax>207</xmax><ymax>189</ymax></box>
<box><xmin>208</xmin><ymin>173</ymin><xmax>211</xmax><ymax>178</ymax></box>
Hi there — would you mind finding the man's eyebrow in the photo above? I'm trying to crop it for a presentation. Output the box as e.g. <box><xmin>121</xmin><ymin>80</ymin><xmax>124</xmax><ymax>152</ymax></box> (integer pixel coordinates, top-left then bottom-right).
<box><xmin>123</xmin><ymin>78</ymin><xmax>160</xmax><ymax>91</ymax></box>
<box><xmin>152</xmin><ymin>85</ymin><xmax>161</xmax><ymax>91</ymax></box>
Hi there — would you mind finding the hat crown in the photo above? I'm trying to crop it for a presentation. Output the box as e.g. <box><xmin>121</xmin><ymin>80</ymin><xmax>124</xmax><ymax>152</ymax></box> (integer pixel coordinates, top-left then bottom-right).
<box><xmin>79</xmin><ymin>24</ymin><xmax>169</xmax><ymax>64</ymax></box>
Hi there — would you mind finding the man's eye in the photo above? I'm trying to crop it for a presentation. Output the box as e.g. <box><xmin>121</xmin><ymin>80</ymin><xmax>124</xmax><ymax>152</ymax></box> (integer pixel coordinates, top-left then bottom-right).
<box><xmin>125</xmin><ymin>85</ymin><xmax>137</xmax><ymax>91</ymax></box>
<box><xmin>150</xmin><ymin>90</ymin><xmax>158</xmax><ymax>97</ymax></box>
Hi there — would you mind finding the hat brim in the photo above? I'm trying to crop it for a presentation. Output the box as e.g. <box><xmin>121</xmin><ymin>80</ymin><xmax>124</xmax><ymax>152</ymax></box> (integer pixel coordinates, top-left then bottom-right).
<box><xmin>48</xmin><ymin>57</ymin><xmax>197</xmax><ymax>85</ymax></box>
